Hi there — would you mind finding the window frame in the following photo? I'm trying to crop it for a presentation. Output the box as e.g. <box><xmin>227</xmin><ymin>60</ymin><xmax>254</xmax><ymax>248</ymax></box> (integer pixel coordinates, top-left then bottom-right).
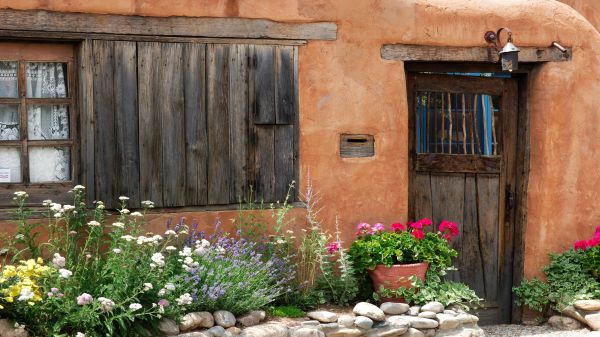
<box><xmin>0</xmin><ymin>42</ymin><xmax>78</xmax><ymax>196</ymax></box>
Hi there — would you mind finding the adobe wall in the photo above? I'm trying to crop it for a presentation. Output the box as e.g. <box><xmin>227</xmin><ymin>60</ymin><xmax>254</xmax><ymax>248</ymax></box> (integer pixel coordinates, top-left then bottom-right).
<box><xmin>1</xmin><ymin>0</ymin><xmax>600</xmax><ymax>283</ymax></box>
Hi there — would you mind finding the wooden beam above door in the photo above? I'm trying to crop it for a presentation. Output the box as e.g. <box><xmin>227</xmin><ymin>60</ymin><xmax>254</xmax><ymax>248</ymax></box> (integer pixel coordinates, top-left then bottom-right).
<box><xmin>0</xmin><ymin>9</ymin><xmax>337</xmax><ymax>41</ymax></box>
<box><xmin>382</xmin><ymin>44</ymin><xmax>571</xmax><ymax>63</ymax></box>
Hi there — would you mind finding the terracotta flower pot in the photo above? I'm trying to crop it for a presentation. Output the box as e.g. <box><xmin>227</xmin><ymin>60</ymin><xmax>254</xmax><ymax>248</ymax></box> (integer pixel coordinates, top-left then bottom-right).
<box><xmin>368</xmin><ymin>262</ymin><xmax>429</xmax><ymax>303</ymax></box>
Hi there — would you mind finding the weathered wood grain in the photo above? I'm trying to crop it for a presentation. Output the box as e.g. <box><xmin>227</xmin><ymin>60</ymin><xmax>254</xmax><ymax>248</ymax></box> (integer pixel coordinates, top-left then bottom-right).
<box><xmin>113</xmin><ymin>41</ymin><xmax>140</xmax><ymax>207</ymax></box>
<box><xmin>416</xmin><ymin>153</ymin><xmax>500</xmax><ymax>173</ymax></box>
<box><xmin>92</xmin><ymin>40</ymin><xmax>116</xmax><ymax>208</ymax></box>
<box><xmin>207</xmin><ymin>44</ymin><xmax>231</xmax><ymax>205</ymax></box>
<box><xmin>274</xmin><ymin>125</ymin><xmax>294</xmax><ymax>201</ymax></box>
<box><xmin>382</xmin><ymin>44</ymin><xmax>571</xmax><ymax>63</ymax></box>
<box><xmin>477</xmin><ymin>175</ymin><xmax>500</xmax><ymax>303</ymax></box>
<box><xmin>183</xmin><ymin>43</ymin><xmax>208</xmax><ymax>206</ymax></box>
<box><xmin>275</xmin><ymin>45</ymin><xmax>295</xmax><ymax>124</ymax></box>
<box><xmin>251</xmin><ymin>45</ymin><xmax>276</xmax><ymax>124</ymax></box>
<box><xmin>254</xmin><ymin>126</ymin><xmax>275</xmax><ymax>201</ymax></box>
<box><xmin>0</xmin><ymin>9</ymin><xmax>337</xmax><ymax>40</ymax></box>
<box><xmin>340</xmin><ymin>134</ymin><xmax>375</xmax><ymax>158</ymax></box>
<box><xmin>0</xmin><ymin>30</ymin><xmax>308</xmax><ymax>45</ymax></box>
<box><xmin>159</xmin><ymin>43</ymin><xmax>186</xmax><ymax>207</ymax></box>
<box><xmin>228</xmin><ymin>44</ymin><xmax>249</xmax><ymax>203</ymax></box>
<box><xmin>460</xmin><ymin>174</ymin><xmax>486</xmax><ymax>297</ymax></box>
<box><xmin>412</xmin><ymin>173</ymin><xmax>433</xmax><ymax>221</ymax></box>
<box><xmin>137</xmin><ymin>42</ymin><xmax>163</xmax><ymax>207</ymax></box>
<box><xmin>78</xmin><ymin>39</ymin><xmax>95</xmax><ymax>202</ymax></box>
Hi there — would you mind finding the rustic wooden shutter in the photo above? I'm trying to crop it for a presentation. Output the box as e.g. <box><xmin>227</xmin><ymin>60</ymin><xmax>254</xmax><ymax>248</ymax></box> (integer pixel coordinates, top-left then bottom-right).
<box><xmin>82</xmin><ymin>41</ymin><xmax>297</xmax><ymax>208</ymax></box>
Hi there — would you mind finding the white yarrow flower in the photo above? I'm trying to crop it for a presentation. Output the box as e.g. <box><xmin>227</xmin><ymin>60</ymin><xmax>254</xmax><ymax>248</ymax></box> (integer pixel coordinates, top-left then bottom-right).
<box><xmin>87</xmin><ymin>220</ymin><xmax>101</xmax><ymax>227</ymax></box>
<box><xmin>42</xmin><ymin>199</ymin><xmax>52</xmax><ymax>207</ymax></box>
<box><xmin>176</xmin><ymin>293</ymin><xmax>193</xmax><ymax>306</ymax></box>
<box><xmin>76</xmin><ymin>333</ymin><xmax>85</xmax><ymax>337</ymax></box>
<box><xmin>151</xmin><ymin>253</ymin><xmax>165</xmax><ymax>267</ymax></box>
<box><xmin>129</xmin><ymin>303</ymin><xmax>142</xmax><ymax>311</ymax></box>
<box><xmin>52</xmin><ymin>253</ymin><xmax>66</xmax><ymax>268</ymax></box>
<box><xmin>130</xmin><ymin>211</ymin><xmax>143</xmax><ymax>217</ymax></box>
<box><xmin>73</xmin><ymin>185</ymin><xmax>85</xmax><ymax>190</ymax></box>
<box><xmin>58</xmin><ymin>268</ymin><xmax>72</xmax><ymax>278</ymax></box>
<box><xmin>165</xmin><ymin>246</ymin><xmax>177</xmax><ymax>251</ymax></box>
<box><xmin>120</xmin><ymin>209</ymin><xmax>130</xmax><ymax>215</ymax></box>
<box><xmin>141</xmin><ymin>200</ymin><xmax>155</xmax><ymax>208</ymax></box>
<box><xmin>17</xmin><ymin>287</ymin><xmax>34</xmax><ymax>301</ymax></box>
<box><xmin>112</xmin><ymin>248</ymin><xmax>122</xmax><ymax>254</ymax></box>
<box><xmin>98</xmin><ymin>297</ymin><xmax>115</xmax><ymax>312</ymax></box>
<box><xmin>164</xmin><ymin>230</ymin><xmax>177</xmax><ymax>236</ymax></box>
<box><xmin>119</xmin><ymin>196</ymin><xmax>129</xmax><ymax>201</ymax></box>
<box><xmin>112</xmin><ymin>222</ymin><xmax>125</xmax><ymax>229</ymax></box>
<box><xmin>14</xmin><ymin>191</ymin><xmax>28</xmax><ymax>197</ymax></box>
<box><xmin>164</xmin><ymin>283</ymin><xmax>176</xmax><ymax>291</ymax></box>
<box><xmin>143</xmin><ymin>283</ymin><xmax>153</xmax><ymax>291</ymax></box>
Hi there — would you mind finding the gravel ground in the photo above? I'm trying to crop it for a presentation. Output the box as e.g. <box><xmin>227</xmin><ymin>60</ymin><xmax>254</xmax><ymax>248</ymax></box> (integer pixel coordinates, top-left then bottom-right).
<box><xmin>482</xmin><ymin>324</ymin><xmax>591</xmax><ymax>337</ymax></box>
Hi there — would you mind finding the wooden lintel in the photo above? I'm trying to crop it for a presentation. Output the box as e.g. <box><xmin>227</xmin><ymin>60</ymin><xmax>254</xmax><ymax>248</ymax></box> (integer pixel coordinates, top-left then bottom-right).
<box><xmin>0</xmin><ymin>9</ymin><xmax>336</xmax><ymax>41</ymax></box>
<box><xmin>382</xmin><ymin>44</ymin><xmax>571</xmax><ymax>63</ymax></box>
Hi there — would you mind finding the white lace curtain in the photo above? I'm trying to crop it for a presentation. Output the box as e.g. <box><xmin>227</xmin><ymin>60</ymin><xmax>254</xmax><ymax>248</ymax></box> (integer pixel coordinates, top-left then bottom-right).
<box><xmin>0</xmin><ymin>62</ymin><xmax>71</xmax><ymax>183</ymax></box>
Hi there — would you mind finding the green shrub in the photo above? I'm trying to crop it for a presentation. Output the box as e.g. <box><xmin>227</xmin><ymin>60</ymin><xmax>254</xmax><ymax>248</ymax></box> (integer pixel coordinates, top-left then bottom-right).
<box><xmin>513</xmin><ymin>248</ymin><xmax>600</xmax><ymax>312</ymax></box>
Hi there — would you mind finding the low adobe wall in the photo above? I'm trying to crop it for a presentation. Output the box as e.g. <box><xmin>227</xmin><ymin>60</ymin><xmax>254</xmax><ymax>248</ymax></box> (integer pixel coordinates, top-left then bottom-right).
<box><xmin>1</xmin><ymin>0</ymin><xmax>600</xmax><ymax>285</ymax></box>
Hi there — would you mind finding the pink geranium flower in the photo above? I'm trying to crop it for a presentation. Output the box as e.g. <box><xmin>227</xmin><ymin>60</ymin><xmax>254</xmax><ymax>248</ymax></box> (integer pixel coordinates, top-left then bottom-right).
<box><xmin>409</xmin><ymin>221</ymin><xmax>423</xmax><ymax>229</ymax></box>
<box><xmin>371</xmin><ymin>223</ymin><xmax>385</xmax><ymax>233</ymax></box>
<box><xmin>326</xmin><ymin>242</ymin><xmax>341</xmax><ymax>254</ymax></box>
<box><xmin>356</xmin><ymin>222</ymin><xmax>371</xmax><ymax>236</ymax></box>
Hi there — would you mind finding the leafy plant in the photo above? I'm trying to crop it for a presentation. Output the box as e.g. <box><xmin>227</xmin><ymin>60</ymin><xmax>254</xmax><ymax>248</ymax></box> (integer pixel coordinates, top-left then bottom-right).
<box><xmin>512</xmin><ymin>278</ymin><xmax>550</xmax><ymax>313</ymax></box>
<box><xmin>267</xmin><ymin>305</ymin><xmax>305</xmax><ymax>318</ymax></box>
<box><xmin>513</xmin><ymin>232</ymin><xmax>600</xmax><ymax>313</ymax></box>
<box><xmin>348</xmin><ymin>219</ymin><xmax>459</xmax><ymax>272</ymax></box>
<box><xmin>313</xmin><ymin>217</ymin><xmax>359</xmax><ymax>306</ymax></box>
<box><xmin>0</xmin><ymin>188</ymin><xmax>184</xmax><ymax>337</ymax></box>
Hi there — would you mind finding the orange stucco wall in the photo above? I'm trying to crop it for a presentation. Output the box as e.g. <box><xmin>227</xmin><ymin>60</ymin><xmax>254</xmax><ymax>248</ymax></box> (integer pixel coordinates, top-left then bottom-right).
<box><xmin>1</xmin><ymin>0</ymin><xmax>600</xmax><ymax>284</ymax></box>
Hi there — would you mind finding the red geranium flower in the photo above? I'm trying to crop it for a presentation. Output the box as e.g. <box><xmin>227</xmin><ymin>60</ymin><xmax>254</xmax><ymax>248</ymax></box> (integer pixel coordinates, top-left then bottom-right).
<box><xmin>420</xmin><ymin>218</ymin><xmax>433</xmax><ymax>226</ymax></box>
<box><xmin>410</xmin><ymin>221</ymin><xmax>423</xmax><ymax>229</ymax></box>
<box><xmin>412</xmin><ymin>229</ymin><xmax>425</xmax><ymax>240</ymax></box>
<box><xmin>439</xmin><ymin>220</ymin><xmax>459</xmax><ymax>237</ymax></box>
<box><xmin>574</xmin><ymin>240</ymin><xmax>589</xmax><ymax>251</ymax></box>
<box><xmin>391</xmin><ymin>223</ymin><xmax>405</xmax><ymax>231</ymax></box>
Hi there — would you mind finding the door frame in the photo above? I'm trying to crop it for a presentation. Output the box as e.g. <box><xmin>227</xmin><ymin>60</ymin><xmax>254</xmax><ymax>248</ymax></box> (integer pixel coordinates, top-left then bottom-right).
<box><xmin>404</xmin><ymin>62</ymin><xmax>531</xmax><ymax>323</ymax></box>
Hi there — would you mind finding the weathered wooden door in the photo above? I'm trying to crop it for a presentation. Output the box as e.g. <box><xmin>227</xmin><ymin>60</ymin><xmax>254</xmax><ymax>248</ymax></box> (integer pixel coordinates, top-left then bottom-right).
<box><xmin>407</xmin><ymin>73</ymin><xmax>518</xmax><ymax>325</ymax></box>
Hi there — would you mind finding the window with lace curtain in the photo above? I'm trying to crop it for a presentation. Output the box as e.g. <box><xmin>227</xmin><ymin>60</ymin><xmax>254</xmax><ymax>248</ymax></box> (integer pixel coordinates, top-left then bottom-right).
<box><xmin>0</xmin><ymin>43</ymin><xmax>74</xmax><ymax>186</ymax></box>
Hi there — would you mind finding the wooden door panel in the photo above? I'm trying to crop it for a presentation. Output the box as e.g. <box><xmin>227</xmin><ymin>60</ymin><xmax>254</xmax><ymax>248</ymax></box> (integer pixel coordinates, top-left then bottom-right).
<box><xmin>408</xmin><ymin>73</ymin><xmax>518</xmax><ymax>325</ymax></box>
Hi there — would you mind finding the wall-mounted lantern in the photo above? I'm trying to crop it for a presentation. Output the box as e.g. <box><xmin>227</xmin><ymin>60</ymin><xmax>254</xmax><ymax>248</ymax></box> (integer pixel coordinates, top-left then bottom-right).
<box><xmin>484</xmin><ymin>28</ymin><xmax>520</xmax><ymax>72</ymax></box>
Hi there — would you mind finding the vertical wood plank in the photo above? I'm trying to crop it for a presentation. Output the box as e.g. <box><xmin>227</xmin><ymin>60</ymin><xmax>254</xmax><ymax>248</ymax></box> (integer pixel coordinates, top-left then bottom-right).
<box><xmin>460</xmin><ymin>174</ymin><xmax>486</xmax><ymax>297</ymax></box>
<box><xmin>274</xmin><ymin>125</ymin><xmax>294</xmax><ymax>201</ymax></box>
<box><xmin>78</xmin><ymin>39</ymin><xmax>95</xmax><ymax>202</ymax></box>
<box><xmin>92</xmin><ymin>40</ymin><xmax>116</xmax><ymax>208</ymax></box>
<box><xmin>430</xmin><ymin>173</ymin><xmax>464</xmax><ymax>281</ymax></box>
<box><xmin>183</xmin><ymin>43</ymin><xmax>208</xmax><ymax>205</ymax></box>
<box><xmin>292</xmin><ymin>45</ymin><xmax>299</xmax><ymax>200</ymax></box>
<box><xmin>412</xmin><ymin>173</ymin><xmax>433</xmax><ymax>221</ymax></box>
<box><xmin>207</xmin><ymin>44</ymin><xmax>230</xmax><ymax>204</ymax></box>
<box><xmin>113</xmin><ymin>41</ymin><xmax>140</xmax><ymax>207</ymax></box>
<box><xmin>159</xmin><ymin>43</ymin><xmax>186</xmax><ymax>207</ymax></box>
<box><xmin>477</xmin><ymin>175</ymin><xmax>500</xmax><ymax>303</ymax></box>
<box><xmin>255</xmin><ymin>125</ymin><xmax>275</xmax><ymax>200</ymax></box>
<box><xmin>250</xmin><ymin>45</ymin><xmax>276</xmax><ymax>124</ymax></box>
<box><xmin>138</xmin><ymin>42</ymin><xmax>163</xmax><ymax>207</ymax></box>
<box><xmin>228</xmin><ymin>44</ymin><xmax>249</xmax><ymax>203</ymax></box>
<box><xmin>275</xmin><ymin>45</ymin><xmax>294</xmax><ymax>124</ymax></box>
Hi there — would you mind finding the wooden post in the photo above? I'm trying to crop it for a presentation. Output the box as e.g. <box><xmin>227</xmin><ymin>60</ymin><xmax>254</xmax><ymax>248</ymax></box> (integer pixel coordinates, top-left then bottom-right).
<box><xmin>462</xmin><ymin>93</ymin><xmax>467</xmax><ymax>154</ymax></box>
<box><xmin>448</xmin><ymin>92</ymin><xmax>452</xmax><ymax>154</ymax></box>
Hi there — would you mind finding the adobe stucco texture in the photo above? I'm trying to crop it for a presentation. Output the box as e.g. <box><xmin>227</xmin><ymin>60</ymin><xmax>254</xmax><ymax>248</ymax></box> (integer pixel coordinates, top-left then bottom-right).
<box><xmin>2</xmin><ymin>0</ymin><xmax>600</xmax><ymax>281</ymax></box>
